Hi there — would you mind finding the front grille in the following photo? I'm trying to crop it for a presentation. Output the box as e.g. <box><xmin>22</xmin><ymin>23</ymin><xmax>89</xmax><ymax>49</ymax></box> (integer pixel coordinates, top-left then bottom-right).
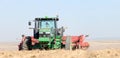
<box><xmin>39</xmin><ymin>34</ymin><xmax>50</xmax><ymax>37</ymax></box>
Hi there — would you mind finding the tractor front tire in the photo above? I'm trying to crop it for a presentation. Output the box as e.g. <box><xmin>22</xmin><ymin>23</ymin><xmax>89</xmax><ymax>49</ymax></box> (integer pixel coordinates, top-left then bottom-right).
<box><xmin>22</xmin><ymin>36</ymin><xmax>32</xmax><ymax>50</ymax></box>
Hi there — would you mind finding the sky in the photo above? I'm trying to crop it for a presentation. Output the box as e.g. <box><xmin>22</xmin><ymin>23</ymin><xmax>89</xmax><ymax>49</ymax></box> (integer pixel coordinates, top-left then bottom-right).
<box><xmin>0</xmin><ymin>0</ymin><xmax>120</xmax><ymax>42</ymax></box>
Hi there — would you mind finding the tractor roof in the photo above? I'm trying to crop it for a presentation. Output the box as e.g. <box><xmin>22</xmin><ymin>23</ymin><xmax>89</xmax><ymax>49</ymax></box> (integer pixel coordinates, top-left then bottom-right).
<box><xmin>35</xmin><ymin>18</ymin><xmax>59</xmax><ymax>21</ymax></box>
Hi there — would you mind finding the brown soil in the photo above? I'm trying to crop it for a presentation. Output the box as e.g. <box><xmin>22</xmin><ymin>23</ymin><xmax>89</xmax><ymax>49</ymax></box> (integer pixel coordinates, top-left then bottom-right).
<box><xmin>0</xmin><ymin>41</ymin><xmax>120</xmax><ymax>58</ymax></box>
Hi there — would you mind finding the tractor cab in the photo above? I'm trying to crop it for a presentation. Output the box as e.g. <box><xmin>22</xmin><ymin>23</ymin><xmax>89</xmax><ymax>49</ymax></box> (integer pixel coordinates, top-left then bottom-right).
<box><xmin>39</xmin><ymin>18</ymin><xmax>58</xmax><ymax>37</ymax></box>
<box><xmin>33</xmin><ymin>17</ymin><xmax>59</xmax><ymax>39</ymax></box>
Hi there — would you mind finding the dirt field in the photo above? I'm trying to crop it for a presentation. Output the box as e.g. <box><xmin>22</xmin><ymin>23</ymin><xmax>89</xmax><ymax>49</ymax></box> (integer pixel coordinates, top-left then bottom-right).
<box><xmin>0</xmin><ymin>41</ymin><xmax>120</xmax><ymax>58</ymax></box>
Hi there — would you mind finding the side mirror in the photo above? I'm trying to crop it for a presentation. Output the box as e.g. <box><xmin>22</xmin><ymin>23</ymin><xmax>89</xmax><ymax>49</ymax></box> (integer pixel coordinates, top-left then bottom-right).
<box><xmin>85</xmin><ymin>35</ymin><xmax>89</xmax><ymax>37</ymax></box>
<box><xmin>28</xmin><ymin>21</ymin><xmax>31</xmax><ymax>26</ymax></box>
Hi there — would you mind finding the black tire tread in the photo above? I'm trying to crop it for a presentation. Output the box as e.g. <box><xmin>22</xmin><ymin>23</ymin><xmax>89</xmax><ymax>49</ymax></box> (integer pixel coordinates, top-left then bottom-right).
<box><xmin>22</xmin><ymin>36</ymin><xmax>32</xmax><ymax>50</ymax></box>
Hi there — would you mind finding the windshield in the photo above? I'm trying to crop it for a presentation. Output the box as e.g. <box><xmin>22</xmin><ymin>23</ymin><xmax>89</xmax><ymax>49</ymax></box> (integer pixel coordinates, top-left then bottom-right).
<box><xmin>40</xmin><ymin>20</ymin><xmax>55</xmax><ymax>28</ymax></box>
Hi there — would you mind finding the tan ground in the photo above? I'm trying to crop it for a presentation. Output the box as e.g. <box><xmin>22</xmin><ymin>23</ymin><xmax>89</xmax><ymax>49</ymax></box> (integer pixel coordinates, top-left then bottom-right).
<box><xmin>0</xmin><ymin>41</ymin><xmax>120</xmax><ymax>58</ymax></box>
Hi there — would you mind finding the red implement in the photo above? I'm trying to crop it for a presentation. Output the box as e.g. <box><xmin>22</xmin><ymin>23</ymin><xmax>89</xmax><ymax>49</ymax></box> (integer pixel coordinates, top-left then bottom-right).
<box><xmin>62</xmin><ymin>35</ymin><xmax>89</xmax><ymax>49</ymax></box>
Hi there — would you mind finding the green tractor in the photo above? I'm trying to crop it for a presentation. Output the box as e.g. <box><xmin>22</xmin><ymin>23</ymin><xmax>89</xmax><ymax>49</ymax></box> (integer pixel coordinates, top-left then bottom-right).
<box><xmin>18</xmin><ymin>16</ymin><xmax>89</xmax><ymax>50</ymax></box>
<box><xmin>18</xmin><ymin>16</ymin><xmax>65</xmax><ymax>50</ymax></box>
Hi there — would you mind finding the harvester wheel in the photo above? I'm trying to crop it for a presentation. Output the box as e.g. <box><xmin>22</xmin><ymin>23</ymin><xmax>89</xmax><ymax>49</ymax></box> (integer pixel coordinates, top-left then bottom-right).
<box><xmin>65</xmin><ymin>36</ymin><xmax>71</xmax><ymax>50</ymax></box>
<box><xmin>22</xmin><ymin>36</ymin><xmax>32</xmax><ymax>50</ymax></box>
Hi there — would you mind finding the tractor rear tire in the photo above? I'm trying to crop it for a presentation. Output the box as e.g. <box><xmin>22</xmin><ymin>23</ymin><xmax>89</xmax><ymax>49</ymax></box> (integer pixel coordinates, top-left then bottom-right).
<box><xmin>22</xmin><ymin>36</ymin><xmax>32</xmax><ymax>50</ymax></box>
<box><xmin>65</xmin><ymin>36</ymin><xmax>71</xmax><ymax>50</ymax></box>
